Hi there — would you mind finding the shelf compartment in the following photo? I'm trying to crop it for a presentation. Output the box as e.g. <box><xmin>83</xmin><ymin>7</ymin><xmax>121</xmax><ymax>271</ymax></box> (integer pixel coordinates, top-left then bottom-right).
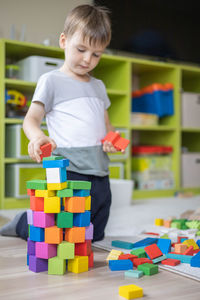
<box><xmin>133</xmin><ymin>189</ymin><xmax>176</xmax><ymax>200</ymax></box>
<box><xmin>3</xmin><ymin>197</ymin><xmax>30</xmax><ymax>209</ymax></box>
<box><xmin>182</xmin><ymin>68</ymin><xmax>200</xmax><ymax>93</ymax></box>
<box><xmin>130</xmin><ymin>125</ymin><xmax>176</xmax><ymax>131</ymax></box>
<box><xmin>5</xmin><ymin>78</ymin><xmax>36</xmax><ymax>93</ymax></box>
<box><xmin>182</xmin><ymin>131</ymin><xmax>200</xmax><ymax>152</ymax></box>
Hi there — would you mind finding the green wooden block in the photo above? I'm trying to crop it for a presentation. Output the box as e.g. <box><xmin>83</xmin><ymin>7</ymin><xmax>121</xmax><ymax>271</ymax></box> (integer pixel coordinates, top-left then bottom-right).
<box><xmin>124</xmin><ymin>269</ymin><xmax>144</xmax><ymax>278</ymax></box>
<box><xmin>138</xmin><ymin>263</ymin><xmax>158</xmax><ymax>276</ymax></box>
<box><xmin>43</xmin><ymin>156</ymin><xmax>64</xmax><ymax>161</ymax></box>
<box><xmin>67</xmin><ymin>180</ymin><xmax>91</xmax><ymax>190</ymax></box>
<box><xmin>130</xmin><ymin>248</ymin><xmax>147</xmax><ymax>258</ymax></box>
<box><xmin>171</xmin><ymin>221</ymin><xmax>181</xmax><ymax>229</ymax></box>
<box><xmin>57</xmin><ymin>241</ymin><xmax>75</xmax><ymax>259</ymax></box>
<box><xmin>26</xmin><ymin>179</ymin><xmax>47</xmax><ymax>190</ymax></box>
<box><xmin>160</xmin><ymin>234</ymin><xmax>169</xmax><ymax>239</ymax></box>
<box><xmin>56</xmin><ymin>212</ymin><xmax>73</xmax><ymax>228</ymax></box>
<box><xmin>48</xmin><ymin>256</ymin><xmax>66</xmax><ymax>275</ymax></box>
<box><xmin>57</xmin><ymin>188</ymin><xmax>73</xmax><ymax>197</ymax></box>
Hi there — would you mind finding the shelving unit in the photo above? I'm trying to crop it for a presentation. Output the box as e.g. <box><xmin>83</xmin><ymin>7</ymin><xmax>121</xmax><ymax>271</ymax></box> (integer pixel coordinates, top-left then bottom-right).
<box><xmin>1</xmin><ymin>38</ymin><xmax>200</xmax><ymax>209</ymax></box>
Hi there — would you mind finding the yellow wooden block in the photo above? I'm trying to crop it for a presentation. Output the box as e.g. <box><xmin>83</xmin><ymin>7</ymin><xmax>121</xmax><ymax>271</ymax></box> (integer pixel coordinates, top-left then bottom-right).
<box><xmin>35</xmin><ymin>189</ymin><xmax>56</xmax><ymax>197</ymax></box>
<box><xmin>182</xmin><ymin>239</ymin><xmax>199</xmax><ymax>250</ymax></box>
<box><xmin>155</xmin><ymin>218</ymin><xmax>164</xmax><ymax>226</ymax></box>
<box><xmin>85</xmin><ymin>196</ymin><xmax>91</xmax><ymax>210</ymax></box>
<box><xmin>68</xmin><ymin>256</ymin><xmax>88</xmax><ymax>273</ymax></box>
<box><xmin>106</xmin><ymin>249</ymin><xmax>123</xmax><ymax>262</ymax></box>
<box><xmin>44</xmin><ymin>196</ymin><xmax>61</xmax><ymax>213</ymax></box>
<box><xmin>47</xmin><ymin>182</ymin><xmax>67</xmax><ymax>190</ymax></box>
<box><xmin>119</xmin><ymin>284</ymin><xmax>143</xmax><ymax>299</ymax></box>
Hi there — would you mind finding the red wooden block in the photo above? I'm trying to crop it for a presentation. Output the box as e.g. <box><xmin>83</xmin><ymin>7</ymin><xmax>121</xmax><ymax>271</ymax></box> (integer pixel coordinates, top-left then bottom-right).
<box><xmin>88</xmin><ymin>251</ymin><xmax>94</xmax><ymax>268</ymax></box>
<box><xmin>30</xmin><ymin>196</ymin><xmax>44</xmax><ymax>211</ymax></box>
<box><xmin>183</xmin><ymin>246</ymin><xmax>194</xmax><ymax>256</ymax></box>
<box><xmin>75</xmin><ymin>240</ymin><xmax>92</xmax><ymax>256</ymax></box>
<box><xmin>133</xmin><ymin>257</ymin><xmax>153</xmax><ymax>267</ymax></box>
<box><xmin>177</xmin><ymin>236</ymin><xmax>187</xmax><ymax>243</ymax></box>
<box><xmin>161</xmin><ymin>258</ymin><xmax>180</xmax><ymax>266</ymax></box>
<box><xmin>118</xmin><ymin>254</ymin><xmax>137</xmax><ymax>263</ymax></box>
<box><xmin>144</xmin><ymin>243</ymin><xmax>163</xmax><ymax>259</ymax></box>
<box><xmin>101</xmin><ymin>131</ymin><xmax>120</xmax><ymax>144</ymax></box>
<box><xmin>40</xmin><ymin>143</ymin><xmax>52</xmax><ymax>160</ymax></box>
<box><xmin>193</xmin><ymin>249</ymin><xmax>200</xmax><ymax>254</ymax></box>
<box><xmin>114</xmin><ymin>136</ymin><xmax>130</xmax><ymax>151</ymax></box>
<box><xmin>27</xmin><ymin>189</ymin><xmax>35</xmax><ymax>196</ymax></box>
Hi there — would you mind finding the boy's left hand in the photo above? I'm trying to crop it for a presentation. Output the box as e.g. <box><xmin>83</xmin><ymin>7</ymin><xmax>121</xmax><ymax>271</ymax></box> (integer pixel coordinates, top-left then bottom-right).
<box><xmin>103</xmin><ymin>140</ymin><xmax>118</xmax><ymax>153</ymax></box>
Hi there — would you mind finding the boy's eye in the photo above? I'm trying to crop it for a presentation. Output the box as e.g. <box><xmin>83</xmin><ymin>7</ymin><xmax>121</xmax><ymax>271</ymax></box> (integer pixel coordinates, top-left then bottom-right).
<box><xmin>93</xmin><ymin>53</ymin><xmax>100</xmax><ymax>58</ymax></box>
<box><xmin>77</xmin><ymin>48</ymin><xmax>85</xmax><ymax>52</ymax></box>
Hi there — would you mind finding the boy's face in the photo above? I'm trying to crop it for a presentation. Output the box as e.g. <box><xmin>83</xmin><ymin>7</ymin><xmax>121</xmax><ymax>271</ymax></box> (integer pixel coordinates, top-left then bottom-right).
<box><xmin>59</xmin><ymin>32</ymin><xmax>106</xmax><ymax>79</ymax></box>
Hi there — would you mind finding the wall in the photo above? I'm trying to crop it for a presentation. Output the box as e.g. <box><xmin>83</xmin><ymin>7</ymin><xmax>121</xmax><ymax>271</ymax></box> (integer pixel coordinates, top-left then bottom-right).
<box><xmin>0</xmin><ymin>0</ymin><xmax>92</xmax><ymax>46</ymax></box>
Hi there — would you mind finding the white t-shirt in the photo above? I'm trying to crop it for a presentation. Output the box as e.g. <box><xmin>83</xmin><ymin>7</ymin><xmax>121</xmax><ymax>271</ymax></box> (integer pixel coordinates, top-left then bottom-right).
<box><xmin>32</xmin><ymin>69</ymin><xmax>111</xmax><ymax>176</ymax></box>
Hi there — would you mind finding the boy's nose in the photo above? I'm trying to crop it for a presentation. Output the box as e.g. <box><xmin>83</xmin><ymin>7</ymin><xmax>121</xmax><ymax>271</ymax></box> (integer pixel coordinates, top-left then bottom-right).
<box><xmin>83</xmin><ymin>53</ymin><xmax>91</xmax><ymax>64</ymax></box>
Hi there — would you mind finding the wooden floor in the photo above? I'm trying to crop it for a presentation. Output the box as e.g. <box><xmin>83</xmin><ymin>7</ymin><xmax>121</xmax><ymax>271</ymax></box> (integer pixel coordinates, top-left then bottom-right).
<box><xmin>0</xmin><ymin>236</ymin><xmax>200</xmax><ymax>300</ymax></box>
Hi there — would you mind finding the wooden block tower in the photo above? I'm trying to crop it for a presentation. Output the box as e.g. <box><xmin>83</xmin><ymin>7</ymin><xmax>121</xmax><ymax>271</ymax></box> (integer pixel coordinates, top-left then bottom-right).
<box><xmin>26</xmin><ymin>146</ymin><xmax>94</xmax><ymax>275</ymax></box>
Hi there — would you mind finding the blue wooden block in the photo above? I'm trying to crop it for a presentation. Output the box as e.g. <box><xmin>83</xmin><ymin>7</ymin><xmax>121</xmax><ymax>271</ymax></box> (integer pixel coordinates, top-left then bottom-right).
<box><xmin>43</xmin><ymin>159</ymin><xmax>69</xmax><ymax>168</ymax></box>
<box><xmin>73</xmin><ymin>211</ymin><xmax>91</xmax><ymax>227</ymax></box>
<box><xmin>27</xmin><ymin>254</ymin><xmax>29</xmax><ymax>266</ymax></box>
<box><xmin>190</xmin><ymin>251</ymin><xmax>200</xmax><ymax>268</ymax></box>
<box><xmin>196</xmin><ymin>239</ymin><xmax>200</xmax><ymax>248</ymax></box>
<box><xmin>60</xmin><ymin>167</ymin><xmax>67</xmax><ymax>182</ymax></box>
<box><xmin>152</xmin><ymin>255</ymin><xmax>166</xmax><ymax>264</ymax></box>
<box><xmin>111</xmin><ymin>240</ymin><xmax>134</xmax><ymax>250</ymax></box>
<box><xmin>73</xmin><ymin>189</ymin><xmax>90</xmax><ymax>197</ymax></box>
<box><xmin>109</xmin><ymin>259</ymin><xmax>133</xmax><ymax>271</ymax></box>
<box><xmin>29</xmin><ymin>225</ymin><xmax>44</xmax><ymax>242</ymax></box>
<box><xmin>132</xmin><ymin>238</ymin><xmax>158</xmax><ymax>248</ymax></box>
<box><xmin>166</xmin><ymin>253</ymin><xmax>192</xmax><ymax>264</ymax></box>
<box><xmin>157</xmin><ymin>238</ymin><xmax>171</xmax><ymax>254</ymax></box>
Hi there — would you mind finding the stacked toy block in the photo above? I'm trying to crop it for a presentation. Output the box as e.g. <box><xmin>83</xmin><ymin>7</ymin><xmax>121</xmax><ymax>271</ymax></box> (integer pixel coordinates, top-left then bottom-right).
<box><xmin>26</xmin><ymin>151</ymin><xmax>94</xmax><ymax>275</ymax></box>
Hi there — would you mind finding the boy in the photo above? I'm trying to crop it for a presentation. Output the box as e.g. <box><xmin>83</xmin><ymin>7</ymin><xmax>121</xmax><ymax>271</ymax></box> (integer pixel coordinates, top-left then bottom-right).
<box><xmin>1</xmin><ymin>5</ymin><xmax>118</xmax><ymax>242</ymax></box>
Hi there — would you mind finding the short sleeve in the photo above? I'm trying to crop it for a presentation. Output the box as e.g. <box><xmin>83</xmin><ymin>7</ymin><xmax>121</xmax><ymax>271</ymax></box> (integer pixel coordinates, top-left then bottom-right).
<box><xmin>32</xmin><ymin>73</ymin><xmax>54</xmax><ymax>113</ymax></box>
<box><xmin>98</xmin><ymin>80</ymin><xmax>111</xmax><ymax>110</ymax></box>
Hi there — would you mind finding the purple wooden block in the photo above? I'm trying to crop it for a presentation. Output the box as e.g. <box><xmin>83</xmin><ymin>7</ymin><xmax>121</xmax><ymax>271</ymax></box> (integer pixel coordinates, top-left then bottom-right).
<box><xmin>33</xmin><ymin>211</ymin><xmax>55</xmax><ymax>228</ymax></box>
<box><xmin>29</xmin><ymin>255</ymin><xmax>48</xmax><ymax>273</ymax></box>
<box><xmin>85</xmin><ymin>223</ymin><xmax>94</xmax><ymax>240</ymax></box>
<box><xmin>35</xmin><ymin>242</ymin><xmax>57</xmax><ymax>259</ymax></box>
<box><xmin>27</xmin><ymin>238</ymin><xmax>35</xmax><ymax>255</ymax></box>
<box><xmin>27</xmin><ymin>209</ymin><xmax>33</xmax><ymax>225</ymax></box>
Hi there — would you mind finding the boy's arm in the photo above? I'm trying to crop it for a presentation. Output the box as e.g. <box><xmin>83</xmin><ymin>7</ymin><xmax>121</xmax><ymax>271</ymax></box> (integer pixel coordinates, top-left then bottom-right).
<box><xmin>23</xmin><ymin>102</ymin><xmax>56</xmax><ymax>162</ymax></box>
<box><xmin>103</xmin><ymin>110</ymin><xmax>117</xmax><ymax>153</ymax></box>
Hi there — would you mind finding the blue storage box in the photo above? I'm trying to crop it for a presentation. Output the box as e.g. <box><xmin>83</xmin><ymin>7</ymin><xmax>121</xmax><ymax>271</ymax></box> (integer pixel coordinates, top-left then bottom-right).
<box><xmin>132</xmin><ymin>83</ymin><xmax>174</xmax><ymax>117</ymax></box>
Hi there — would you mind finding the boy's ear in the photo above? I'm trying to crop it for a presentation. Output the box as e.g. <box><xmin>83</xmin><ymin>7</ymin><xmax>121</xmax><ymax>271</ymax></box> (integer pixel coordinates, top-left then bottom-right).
<box><xmin>59</xmin><ymin>33</ymin><xmax>66</xmax><ymax>49</ymax></box>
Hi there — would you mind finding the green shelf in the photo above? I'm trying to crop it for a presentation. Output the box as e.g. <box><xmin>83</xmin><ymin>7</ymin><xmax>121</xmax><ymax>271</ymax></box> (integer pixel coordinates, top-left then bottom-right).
<box><xmin>1</xmin><ymin>39</ymin><xmax>200</xmax><ymax>209</ymax></box>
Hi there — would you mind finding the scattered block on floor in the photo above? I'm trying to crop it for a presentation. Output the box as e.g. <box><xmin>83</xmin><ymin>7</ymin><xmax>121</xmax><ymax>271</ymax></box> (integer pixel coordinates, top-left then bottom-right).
<box><xmin>119</xmin><ymin>254</ymin><xmax>137</xmax><ymax>263</ymax></box>
<box><xmin>109</xmin><ymin>259</ymin><xmax>133</xmax><ymax>271</ymax></box>
<box><xmin>190</xmin><ymin>251</ymin><xmax>200</xmax><ymax>268</ymax></box>
<box><xmin>119</xmin><ymin>284</ymin><xmax>143</xmax><ymax>299</ymax></box>
<box><xmin>183</xmin><ymin>246</ymin><xmax>194</xmax><ymax>256</ymax></box>
<box><xmin>68</xmin><ymin>255</ymin><xmax>88</xmax><ymax>273</ymax></box>
<box><xmin>166</xmin><ymin>253</ymin><xmax>192</xmax><ymax>264</ymax></box>
<box><xmin>154</xmin><ymin>218</ymin><xmax>164</xmax><ymax>226</ymax></box>
<box><xmin>161</xmin><ymin>258</ymin><xmax>180</xmax><ymax>266</ymax></box>
<box><xmin>132</xmin><ymin>237</ymin><xmax>158</xmax><ymax>248</ymax></box>
<box><xmin>112</xmin><ymin>240</ymin><xmax>134</xmax><ymax>250</ymax></box>
<box><xmin>133</xmin><ymin>257</ymin><xmax>153</xmax><ymax>267</ymax></box>
<box><xmin>157</xmin><ymin>238</ymin><xmax>171</xmax><ymax>254</ymax></box>
<box><xmin>130</xmin><ymin>248</ymin><xmax>146</xmax><ymax>258</ymax></box>
<box><xmin>182</xmin><ymin>239</ymin><xmax>199</xmax><ymax>250</ymax></box>
<box><xmin>138</xmin><ymin>263</ymin><xmax>158</xmax><ymax>276</ymax></box>
<box><xmin>152</xmin><ymin>255</ymin><xmax>166</xmax><ymax>264</ymax></box>
<box><xmin>174</xmin><ymin>243</ymin><xmax>188</xmax><ymax>254</ymax></box>
<box><xmin>106</xmin><ymin>249</ymin><xmax>123</xmax><ymax>262</ymax></box>
<box><xmin>125</xmin><ymin>269</ymin><xmax>144</xmax><ymax>279</ymax></box>
<box><xmin>48</xmin><ymin>256</ymin><xmax>66</xmax><ymax>275</ymax></box>
<box><xmin>144</xmin><ymin>243</ymin><xmax>163</xmax><ymax>259</ymax></box>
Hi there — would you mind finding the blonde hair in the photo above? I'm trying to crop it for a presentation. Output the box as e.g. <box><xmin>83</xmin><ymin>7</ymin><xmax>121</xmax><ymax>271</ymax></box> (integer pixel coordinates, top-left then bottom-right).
<box><xmin>63</xmin><ymin>5</ymin><xmax>111</xmax><ymax>47</ymax></box>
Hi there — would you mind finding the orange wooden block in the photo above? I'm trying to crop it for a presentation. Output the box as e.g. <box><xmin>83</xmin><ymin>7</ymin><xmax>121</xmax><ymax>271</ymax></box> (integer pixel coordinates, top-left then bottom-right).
<box><xmin>64</xmin><ymin>197</ymin><xmax>85</xmax><ymax>213</ymax></box>
<box><xmin>163</xmin><ymin>220</ymin><xmax>171</xmax><ymax>228</ymax></box>
<box><xmin>30</xmin><ymin>196</ymin><xmax>44</xmax><ymax>211</ymax></box>
<box><xmin>45</xmin><ymin>226</ymin><xmax>63</xmax><ymax>244</ymax></box>
<box><xmin>65</xmin><ymin>227</ymin><xmax>85</xmax><ymax>243</ymax></box>
<box><xmin>174</xmin><ymin>243</ymin><xmax>188</xmax><ymax>254</ymax></box>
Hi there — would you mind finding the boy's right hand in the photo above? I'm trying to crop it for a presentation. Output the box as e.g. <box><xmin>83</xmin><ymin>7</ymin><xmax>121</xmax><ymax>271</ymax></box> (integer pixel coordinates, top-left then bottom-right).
<box><xmin>28</xmin><ymin>135</ymin><xmax>57</xmax><ymax>163</ymax></box>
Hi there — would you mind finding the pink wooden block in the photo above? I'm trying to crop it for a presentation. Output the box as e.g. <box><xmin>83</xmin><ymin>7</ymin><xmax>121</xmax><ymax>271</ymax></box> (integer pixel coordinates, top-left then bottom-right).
<box><xmin>35</xmin><ymin>242</ymin><xmax>57</xmax><ymax>259</ymax></box>
<box><xmin>85</xmin><ymin>223</ymin><xmax>94</xmax><ymax>240</ymax></box>
<box><xmin>27</xmin><ymin>209</ymin><xmax>34</xmax><ymax>225</ymax></box>
<box><xmin>33</xmin><ymin>211</ymin><xmax>55</xmax><ymax>228</ymax></box>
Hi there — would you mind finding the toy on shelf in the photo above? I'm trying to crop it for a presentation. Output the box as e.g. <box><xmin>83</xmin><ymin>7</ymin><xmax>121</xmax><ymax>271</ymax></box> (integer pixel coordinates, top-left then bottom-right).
<box><xmin>102</xmin><ymin>131</ymin><xmax>130</xmax><ymax>152</ymax></box>
<box><xmin>132</xmin><ymin>83</ymin><xmax>174</xmax><ymax>118</ymax></box>
<box><xmin>26</xmin><ymin>145</ymin><xmax>94</xmax><ymax>275</ymax></box>
<box><xmin>5</xmin><ymin>89</ymin><xmax>28</xmax><ymax>117</ymax></box>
